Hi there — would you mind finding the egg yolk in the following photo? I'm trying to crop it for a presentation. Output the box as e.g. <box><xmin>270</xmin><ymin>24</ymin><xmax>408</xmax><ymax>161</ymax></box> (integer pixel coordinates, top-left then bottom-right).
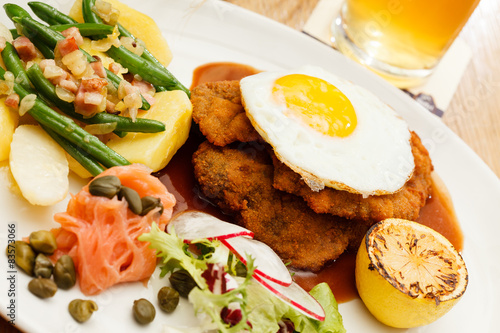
<box><xmin>272</xmin><ymin>74</ymin><xmax>357</xmax><ymax>137</ymax></box>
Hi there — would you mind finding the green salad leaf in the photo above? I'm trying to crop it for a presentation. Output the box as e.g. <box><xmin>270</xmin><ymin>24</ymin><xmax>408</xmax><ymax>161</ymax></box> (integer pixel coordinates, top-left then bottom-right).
<box><xmin>139</xmin><ymin>222</ymin><xmax>346</xmax><ymax>333</ymax></box>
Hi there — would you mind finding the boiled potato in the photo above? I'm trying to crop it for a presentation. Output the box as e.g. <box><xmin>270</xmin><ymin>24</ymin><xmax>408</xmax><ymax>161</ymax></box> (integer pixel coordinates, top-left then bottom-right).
<box><xmin>0</xmin><ymin>98</ymin><xmax>19</xmax><ymax>162</ymax></box>
<box><xmin>69</xmin><ymin>0</ymin><xmax>173</xmax><ymax>66</ymax></box>
<box><xmin>9</xmin><ymin>125</ymin><xmax>69</xmax><ymax>206</ymax></box>
<box><xmin>106</xmin><ymin>91</ymin><xmax>192</xmax><ymax>171</ymax></box>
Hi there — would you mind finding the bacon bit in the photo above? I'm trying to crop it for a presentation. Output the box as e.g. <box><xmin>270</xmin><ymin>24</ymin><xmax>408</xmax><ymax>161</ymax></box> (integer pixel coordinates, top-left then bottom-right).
<box><xmin>106</xmin><ymin>99</ymin><xmax>117</xmax><ymax>114</ymax></box>
<box><xmin>4</xmin><ymin>93</ymin><xmax>19</xmax><ymax>109</ymax></box>
<box><xmin>131</xmin><ymin>79</ymin><xmax>155</xmax><ymax>97</ymax></box>
<box><xmin>108</xmin><ymin>62</ymin><xmax>124</xmax><ymax>75</ymax></box>
<box><xmin>82</xmin><ymin>77</ymin><xmax>108</xmax><ymax>92</ymax></box>
<box><xmin>75</xmin><ymin>78</ymin><xmax>108</xmax><ymax>117</ymax></box>
<box><xmin>90</xmin><ymin>61</ymin><xmax>107</xmax><ymax>79</ymax></box>
<box><xmin>61</xmin><ymin>27</ymin><xmax>84</xmax><ymax>46</ymax></box>
<box><xmin>12</xmin><ymin>36</ymin><xmax>37</xmax><ymax>62</ymax></box>
<box><xmin>56</xmin><ymin>37</ymin><xmax>79</xmax><ymax>57</ymax></box>
<box><xmin>39</xmin><ymin>59</ymin><xmax>56</xmax><ymax>71</ymax></box>
<box><xmin>0</xmin><ymin>37</ymin><xmax>6</xmax><ymax>52</ymax></box>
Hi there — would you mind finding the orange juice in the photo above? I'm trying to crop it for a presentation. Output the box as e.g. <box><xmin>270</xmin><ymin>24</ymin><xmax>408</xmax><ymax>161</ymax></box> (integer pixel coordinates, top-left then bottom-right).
<box><xmin>333</xmin><ymin>0</ymin><xmax>480</xmax><ymax>86</ymax></box>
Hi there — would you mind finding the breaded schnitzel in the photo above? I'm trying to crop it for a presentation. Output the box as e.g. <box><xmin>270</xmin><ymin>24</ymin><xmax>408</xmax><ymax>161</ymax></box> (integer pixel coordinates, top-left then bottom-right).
<box><xmin>192</xmin><ymin>141</ymin><xmax>359</xmax><ymax>271</ymax></box>
<box><xmin>272</xmin><ymin>132</ymin><xmax>433</xmax><ymax>221</ymax></box>
<box><xmin>191</xmin><ymin>81</ymin><xmax>261</xmax><ymax>146</ymax></box>
<box><xmin>191</xmin><ymin>80</ymin><xmax>433</xmax><ymax>223</ymax></box>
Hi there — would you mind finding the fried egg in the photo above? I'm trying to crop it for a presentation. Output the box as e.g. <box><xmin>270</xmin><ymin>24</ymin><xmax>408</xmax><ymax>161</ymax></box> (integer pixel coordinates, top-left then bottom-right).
<box><xmin>239</xmin><ymin>65</ymin><xmax>414</xmax><ymax>197</ymax></box>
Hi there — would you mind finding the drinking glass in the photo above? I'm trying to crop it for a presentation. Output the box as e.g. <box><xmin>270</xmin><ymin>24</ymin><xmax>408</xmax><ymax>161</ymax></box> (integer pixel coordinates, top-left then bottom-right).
<box><xmin>331</xmin><ymin>0</ymin><xmax>480</xmax><ymax>88</ymax></box>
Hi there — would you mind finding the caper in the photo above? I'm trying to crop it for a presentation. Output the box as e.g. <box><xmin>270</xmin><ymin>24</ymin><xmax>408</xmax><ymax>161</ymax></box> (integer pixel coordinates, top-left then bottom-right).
<box><xmin>88</xmin><ymin>175</ymin><xmax>122</xmax><ymax>198</ymax></box>
<box><xmin>169</xmin><ymin>269</ymin><xmax>198</xmax><ymax>298</ymax></box>
<box><xmin>68</xmin><ymin>299</ymin><xmax>98</xmax><ymax>323</ymax></box>
<box><xmin>8</xmin><ymin>241</ymin><xmax>35</xmax><ymax>276</ymax></box>
<box><xmin>140</xmin><ymin>196</ymin><xmax>164</xmax><ymax>216</ymax></box>
<box><xmin>29</xmin><ymin>230</ymin><xmax>57</xmax><ymax>254</ymax></box>
<box><xmin>132</xmin><ymin>298</ymin><xmax>156</xmax><ymax>325</ymax></box>
<box><xmin>157</xmin><ymin>286</ymin><xmax>179</xmax><ymax>313</ymax></box>
<box><xmin>118</xmin><ymin>186</ymin><xmax>142</xmax><ymax>215</ymax></box>
<box><xmin>28</xmin><ymin>277</ymin><xmax>57</xmax><ymax>298</ymax></box>
<box><xmin>34</xmin><ymin>253</ymin><xmax>53</xmax><ymax>278</ymax></box>
<box><xmin>53</xmin><ymin>255</ymin><xmax>76</xmax><ymax>289</ymax></box>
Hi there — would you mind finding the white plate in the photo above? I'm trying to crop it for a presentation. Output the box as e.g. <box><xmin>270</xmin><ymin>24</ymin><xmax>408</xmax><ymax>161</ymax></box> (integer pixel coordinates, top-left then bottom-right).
<box><xmin>1</xmin><ymin>0</ymin><xmax>499</xmax><ymax>332</ymax></box>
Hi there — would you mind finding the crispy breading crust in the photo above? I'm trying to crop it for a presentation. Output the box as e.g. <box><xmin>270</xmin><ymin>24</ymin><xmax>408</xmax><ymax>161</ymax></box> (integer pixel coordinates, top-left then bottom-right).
<box><xmin>191</xmin><ymin>81</ymin><xmax>262</xmax><ymax>146</ymax></box>
<box><xmin>192</xmin><ymin>141</ymin><xmax>352</xmax><ymax>271</ymax></box>
<box><xmin>272</xmin><ymin>132</ymin><xmax>433</xmax><ymax>221</ymax></box>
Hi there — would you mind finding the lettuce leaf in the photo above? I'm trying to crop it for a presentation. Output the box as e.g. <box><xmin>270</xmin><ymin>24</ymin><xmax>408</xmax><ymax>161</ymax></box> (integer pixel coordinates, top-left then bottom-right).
<box><xmin>140</xmin><ymin>223</ymin><xmax>346</xmax><ymax>333</ymax></box>
<box><xmin>244</xmin><ymin>281</ymin><xmax>345</xmax><ymax>333</ymax></box>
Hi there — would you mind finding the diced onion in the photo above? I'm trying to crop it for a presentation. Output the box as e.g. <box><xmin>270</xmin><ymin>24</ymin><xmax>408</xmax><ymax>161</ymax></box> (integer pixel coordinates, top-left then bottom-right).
<box><xmin>94</xmin><ymin>0</ymin><xmax>120</xmax><ymax>26</ymax></box>
<box><xmin>55</xmin><ymin>86</ymin><xmax>75</xmax><ymax>103</ymax></box>
<box><xmin>0</xmin><ymin>23</ymin><xmax>13</xmax><ymax>43</ymax></box>
<box><xmin>0</xmin><ymin>71</ymin><xmax>15</xmax><ymax>95</ymax></box>
<box><xmin>43</xmin><ymin>65</ymin><xmax>66</xmax><ymax>79</ymax></box>
<box><xmin>84</xmin><ymin>92</ymin><xmax>104</xmax><ymax>106</ymax></box>
<box><xmin>19</xmin><ymin>94</ymin><xmax>37</xmax><ymax>116</ymax></box>
<box><xmin>83</xmin><ymin>122</ymin><xmax>117</xmax><ymax>135</ymax></box>
<box><xmin>62</xmin><ymin>50</ymin><xmax>91</xmax><ymax>78</ymax></box>
<box><xmin>120</xmin><ymin>37</ymin><xmax>144</xmax><ymax>56</ymax></box>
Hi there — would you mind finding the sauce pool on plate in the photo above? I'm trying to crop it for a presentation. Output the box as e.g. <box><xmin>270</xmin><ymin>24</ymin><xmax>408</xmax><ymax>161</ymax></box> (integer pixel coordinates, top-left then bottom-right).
<box><xmin>157</xmin><ymin>62</ymin><xmax>464</xmax><ymax>304</ymax></box>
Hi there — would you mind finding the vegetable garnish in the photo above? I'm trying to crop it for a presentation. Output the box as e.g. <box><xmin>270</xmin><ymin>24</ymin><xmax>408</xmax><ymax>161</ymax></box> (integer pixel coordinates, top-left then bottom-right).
<box><xmin>0</xmin><ymin>0</ymin><xmax>191</xmax><ymax>187</ymax></box>
<box><xmin>139</xmin><ymin>213</ymin><xmax>346</xmax><ymax>332</ymax></box>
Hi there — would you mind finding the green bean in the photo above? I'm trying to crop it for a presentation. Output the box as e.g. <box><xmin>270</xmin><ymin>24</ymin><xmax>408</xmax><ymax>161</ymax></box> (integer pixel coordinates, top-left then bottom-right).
<box><xmin>82</xmin><ymin>0</ymin><xmax>105</xmax><ymax>35</ymax></box>
<box><xmin>3</xmin><ymin>3</ymin><xmax>31</xmax><ymax>21</ymax></box>
<box><xmin>49</xmin><ymin>23</ymin><xmax>114</xmax><ymax>37</ymax></box>
<box><xmin>43</xmin><ymin>125</ymin><xmax>105</xmax><ymax>177</ymax></box>
<box><xmin>30</xmin><ymin>35</ymin><xmax>55</xmax><ymax>59</ymax></box>
<box><xmin>106</xmin><ymin>45</ymin><xmax>190</xmax><ymax>97</ymax></box>
<box><xmin>26</xmin><ymin>63</ymin><xmax>164</xmax><ymax>133</ymax></box>
<box><xmin>28</xmin><ymin>1</ymin><xmax>78</xmax><ymax>25</ymax></box>
<box><xmin>117</xmin><ymin>23</ymin><xmax>162</xmax><ymax>66</ymax></box>
<box><xmin>0</xmin><ymin>66</ymin><xmax>130</xmax><ymax>168</ymax></box>
<box><xmin>1</xmin><ymin>42</ymin><xmax>34</xmax><ymax>92</ymax></box>
<box><xmin>81</xmin><ymin>0</ymin><xmax>189</xmax><ymax>96</ymax></box>
<box><xmin>6</xmin><ymin>12</ymin><xmax>54</xmax><ymax>59</ymax></box>
<box><xmin>11</xmin><ymin>16</ymin><xmax>63</xmax><ymax>49</ymax></box>
<box><xmin>9</xmin><ymin>28</ymin><xmax>20</xmax><ymax>39</ymax></box>
<box><xmin>11</xmin><ymin>15</ymin><xmax>151</xmax><ymax>110</ymax></box>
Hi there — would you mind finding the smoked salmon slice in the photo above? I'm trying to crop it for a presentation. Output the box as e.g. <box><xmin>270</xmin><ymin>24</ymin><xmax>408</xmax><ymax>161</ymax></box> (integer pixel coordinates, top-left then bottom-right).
<box><xmin>53</xmin><ymin>164</ymin><xmax>175</xmax><ymax>295</ymax></box>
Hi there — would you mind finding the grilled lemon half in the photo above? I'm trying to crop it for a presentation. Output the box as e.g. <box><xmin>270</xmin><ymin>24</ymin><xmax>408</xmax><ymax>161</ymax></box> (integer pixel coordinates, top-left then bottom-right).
<box><xmin>356</xmin><ymin>218</ymin><xmax>468</xmax><ymax>328</ymax></box>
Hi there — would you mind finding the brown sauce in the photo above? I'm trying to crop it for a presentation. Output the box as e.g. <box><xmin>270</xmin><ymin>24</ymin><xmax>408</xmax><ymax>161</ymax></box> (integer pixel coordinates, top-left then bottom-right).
<box><xmin>190</xmin><ymin>62</ymin><xmax>260</xmax><ymax>89</ymax></box>
<box><xmin>156</xmin><ymin>62</ymin><xmax>464</xmax><ymax>304</ymax></box>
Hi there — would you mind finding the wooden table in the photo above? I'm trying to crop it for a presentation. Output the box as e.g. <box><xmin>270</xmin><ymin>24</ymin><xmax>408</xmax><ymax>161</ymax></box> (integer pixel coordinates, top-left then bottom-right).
<box><xmin>2</xmin><ymin>0</ymin><xmax>498</xmax><ymax>332</ymax></box>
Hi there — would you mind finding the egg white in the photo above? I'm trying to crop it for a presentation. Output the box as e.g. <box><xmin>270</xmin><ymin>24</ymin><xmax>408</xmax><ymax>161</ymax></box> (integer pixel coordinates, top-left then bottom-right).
<box><xmin>240</xmin><ymin>65</ymin><xmax>415</xmax><ymax>197</ymax></box>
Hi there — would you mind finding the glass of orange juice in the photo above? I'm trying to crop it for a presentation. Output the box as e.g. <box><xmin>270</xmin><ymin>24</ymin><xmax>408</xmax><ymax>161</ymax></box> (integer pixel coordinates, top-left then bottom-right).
<box><xmin>331</xmin><ymin>0</ymin><xmax>480</xmax><ymax>88</ymax></box>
